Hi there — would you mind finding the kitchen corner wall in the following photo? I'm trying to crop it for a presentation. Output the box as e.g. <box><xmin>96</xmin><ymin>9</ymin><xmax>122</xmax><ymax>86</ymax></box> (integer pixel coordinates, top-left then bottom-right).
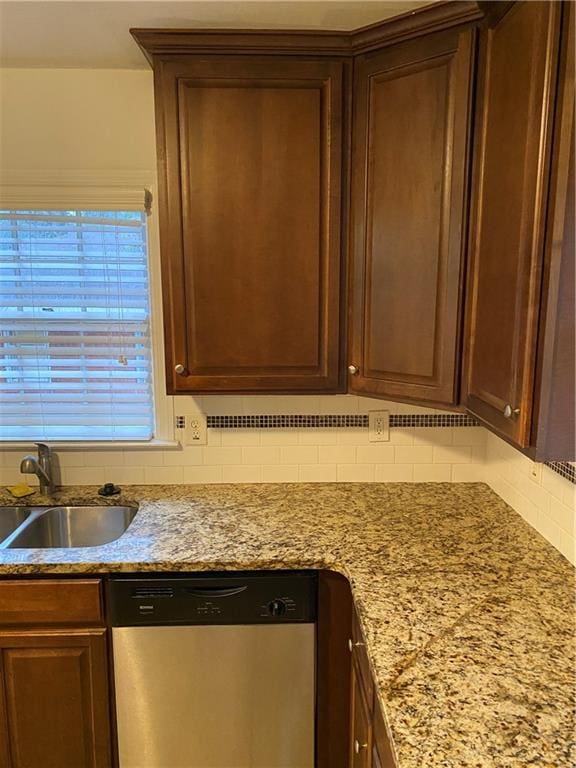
<box><xmin>0</xmin><ymin>68</ymin><xmax>574</xmax><ymax>565</ymax></box>
<box><xmin>483</xmin><ymin>432</ymin><xmax>576</xmax><ymax>565</ymax></box>
<box><xmin>1</xmin><ymin>393</ymin><xmax>574</xmax><ymax>564</ymax></box>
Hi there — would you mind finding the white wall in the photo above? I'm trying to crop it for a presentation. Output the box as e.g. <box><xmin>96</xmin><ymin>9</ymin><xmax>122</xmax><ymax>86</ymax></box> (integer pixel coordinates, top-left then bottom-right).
<box><xmin>0</xmin><ymin>68</ymin><xmax>156</xmax><ymax>171</ymax></box>
<box><xmin>0</xmin><ymin>68</ymin><xmax>574</xmax><ymax>566</ymax></box>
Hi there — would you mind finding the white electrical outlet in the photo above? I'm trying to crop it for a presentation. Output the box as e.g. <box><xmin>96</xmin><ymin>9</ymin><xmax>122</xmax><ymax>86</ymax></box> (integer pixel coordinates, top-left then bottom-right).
<box><xmin>369</xmin><ymin>410</ymin><xmax>390</xmax><ymax>442</ymax></box>
<box><xmin>185</xmin><ymin>413</ymin><xmax>207</xmax><ymax>445</ymax></box>
<box><xmin>530</xmin><ymin>462</ymin><xmax>542</xmax><ymax>483</ymax></box>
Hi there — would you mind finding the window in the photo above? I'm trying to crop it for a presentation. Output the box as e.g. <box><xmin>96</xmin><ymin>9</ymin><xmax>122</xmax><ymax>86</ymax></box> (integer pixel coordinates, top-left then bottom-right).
<box><xmin>0</xmin><ymin>207</ymin><xmax>155</xmax><ymax>441</ymax></box>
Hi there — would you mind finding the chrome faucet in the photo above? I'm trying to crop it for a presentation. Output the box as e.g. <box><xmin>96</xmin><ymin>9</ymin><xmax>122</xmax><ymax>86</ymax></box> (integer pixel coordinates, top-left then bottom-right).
<box><xmin>20</xmin><ymin>443</ymin><xmax>55</xmax><ymax>495</ymax></box>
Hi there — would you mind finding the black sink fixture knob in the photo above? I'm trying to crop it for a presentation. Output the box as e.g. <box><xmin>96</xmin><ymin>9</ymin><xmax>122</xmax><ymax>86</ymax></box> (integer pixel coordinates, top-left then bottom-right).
<box><xmin>98</xmin><ymin>483</ymin><xmax>121</xmax><ymax>497</ymax></box>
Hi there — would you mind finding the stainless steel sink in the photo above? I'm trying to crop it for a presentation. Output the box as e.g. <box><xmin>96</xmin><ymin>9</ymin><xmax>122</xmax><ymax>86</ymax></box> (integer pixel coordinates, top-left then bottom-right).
<box><xmin>1</xmin><ymin>505</ymin><xmax>137</xmax><ymax>549</ymax></box>
<box><xmin>0</xmin><ymin>507</ymin><xmax>35</xmax><ymax>541</ymax></box>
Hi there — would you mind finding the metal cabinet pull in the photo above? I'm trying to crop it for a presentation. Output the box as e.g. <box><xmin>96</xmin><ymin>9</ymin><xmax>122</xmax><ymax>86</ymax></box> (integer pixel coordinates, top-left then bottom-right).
<box><xmin>348</xmin><ymin>364</ymin><xmax>359</xmax><ymax>375</ymax></box>
<box><xmin>503</xmin><ymin>404</ymin><xmax>520</xmax><ymax>419</ymax></box>
<box><xmin>348</xmin><ymin>638</ymin><xmax>365</xmax><ymax>652</ymax></box>
<box><xmin>354</xmin><ymin>739</ymin><xmax>368</xmax><ymax>754</ymax></box>
<box><xmin>174</xmin><ymin>364</ymin><xmax>187</xmax><ymax>376</ymax></box>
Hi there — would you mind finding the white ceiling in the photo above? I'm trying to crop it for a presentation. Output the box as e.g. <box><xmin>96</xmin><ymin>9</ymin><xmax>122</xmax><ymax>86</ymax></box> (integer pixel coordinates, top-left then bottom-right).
<box><xmin>0</xmin><ymin>0</ymin><xmax>435</xmax><ymax>69</ymax></box>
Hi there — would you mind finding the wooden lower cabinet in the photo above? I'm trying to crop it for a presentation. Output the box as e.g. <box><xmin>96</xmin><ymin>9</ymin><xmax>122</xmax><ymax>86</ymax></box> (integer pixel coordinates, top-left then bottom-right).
<box><xmin>350</xmin><ymin>659</ymin><xmax>373</xmax><ymax>768</ymax></box>
<box><xmin>349</xmin><ymin>609</ymin><xmax>397</xmax><ymax>768</ymax></box>
<box><xmin>0</xmin><ymin>580</ymin><xmax>112</xmax><ymax>768</ymax></box>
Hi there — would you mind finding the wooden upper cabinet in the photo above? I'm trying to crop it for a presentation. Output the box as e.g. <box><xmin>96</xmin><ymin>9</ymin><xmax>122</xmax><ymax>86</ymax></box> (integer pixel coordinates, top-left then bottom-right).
<box><xmin>348</xmin><ymin>28</ymin><xmax>475</xmax><ymax>405</ymax></box>
<box><xmin>151</xmin><ymin>55</ymin><xmax>345</xmax><ymax>393</ymax></box>
<box><xmin>463</xmin><ymin>1</ymin><xmax>563</xmax><ymax>446</ymax></box>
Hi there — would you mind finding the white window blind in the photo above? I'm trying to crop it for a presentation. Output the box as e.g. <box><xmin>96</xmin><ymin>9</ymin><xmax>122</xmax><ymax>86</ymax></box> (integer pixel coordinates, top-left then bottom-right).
<box><xmin>0</xmin><ymin>208</ymin><xmax>155</xmax><ymax>441</ymax></box>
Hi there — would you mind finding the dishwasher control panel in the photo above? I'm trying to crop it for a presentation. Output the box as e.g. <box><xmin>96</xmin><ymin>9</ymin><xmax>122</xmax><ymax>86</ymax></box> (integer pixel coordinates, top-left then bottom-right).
<box><xmin>107</xmin><ymin>571</ymin><xmax>317</xmax><ymax>626</ymax></box>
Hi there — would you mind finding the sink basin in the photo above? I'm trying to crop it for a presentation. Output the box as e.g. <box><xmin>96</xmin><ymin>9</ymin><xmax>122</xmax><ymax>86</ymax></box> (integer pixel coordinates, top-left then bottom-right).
<box><xmin>5</xmin><ymin>506</ymin><xmax>137</xmax><ymax>549</ymax></box>
<box><xmin>0</xmin><ymin>507</ymin><xmax>35</xmax><ymax>541</ymax></box>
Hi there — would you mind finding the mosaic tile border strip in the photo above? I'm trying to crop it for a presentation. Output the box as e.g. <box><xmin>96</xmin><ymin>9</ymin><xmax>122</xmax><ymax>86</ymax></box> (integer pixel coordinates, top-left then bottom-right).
<box><xmin>546</xmin><ymin>461</ymin><xmax>576</xmax><ymax>485</ymax></box>
<box><xmin>206</xmin><ymin>414</ymin><xmax>479</xmax><ymax>429</ymax></box>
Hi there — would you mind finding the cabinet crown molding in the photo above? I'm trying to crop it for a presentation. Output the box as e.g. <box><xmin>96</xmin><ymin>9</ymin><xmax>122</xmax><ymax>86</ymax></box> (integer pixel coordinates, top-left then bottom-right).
<box><xmin>131</xmin><ymin>1</ymin><xmax>483</xmax><ymax>62</ymax></box>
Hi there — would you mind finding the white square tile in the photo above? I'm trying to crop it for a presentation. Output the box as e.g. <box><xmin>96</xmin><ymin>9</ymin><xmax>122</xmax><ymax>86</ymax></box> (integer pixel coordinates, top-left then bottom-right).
<box><xmin>336</xmin><ymin>429</ymin><xmax>368</xmax><ymax>445</ymax></box>
<box><xmin>451</xmin><ymin>464</ymin><xmax>486</xmax><ymax>482</ymax></box>
<box><xmin>452</xmin><ymin>427</ymin><xmax>487</xmax><ymax>446</ymax></box>
<box><xmin>548</xmin><ymin>497</ymin><xmax>576</xmax><ymax>535</ymax></box>
<box><xmin>412</xmin><ymin>427</ymin><xmax>453</xmax><ymax>446</ymax></box>
<box><xmin>542</xmin><ymin>466</ymin><xmax>572</xmax><ymax>501</ymax></box>
<box><xmin>55</xmin><ymin>451</ymin><xmax>85</xmax><ymax>467</ymax></box>
<box><xmin>374</xmin><ymin>464</ymin><xmax>414</xmax><ymax>482</ymax></box>
<box><xmin>222</xmin><ymin>465</ymin><xmax>263</xmax><ymax>483</ymax></box>
<box><xmin>144</xmin><ymin>466</ymin><xmax>184</xmax><ymax>485</ymax></box>
<box><xmin>202</xmin><ymin>447</ymin><xmax>242</xmax><ymax>466</ymax></box>
<box><xmin>206</xmin><ymin>429</ymin><xmax>222</xmax><ymax>447</ymax></box>
<box><xmin>298</xmin><ymin>429</ymin><xmax>338</xmax><ymax>446</ymax></box>
<box><xmin>84</xmin><ymin>451</ymin><xmax>125</xmax><ymax>467</ymax></box>
<box><xmin>356</xmin><ymin>445</ymin><xmax>394</xmax><ymax>464</ymax></box>
<box><xmin>260</xmin><ymin>429</ymin><xmax>299</xmax><ymax>446</ymax></box>
<box><xmin>243</xmin><ymin>446</ymin><xmax>281</xmax><ymax>465</ymax></box>
<box><xmin>433</xmin><ymin>446</ymin><xmax>471</xmax><ymax>464</ymax></box>
<box><xmin>183</xmin><ymin>466</ymin><xmax>223</xmax><ymax>484</ymax></box>
<box><xmin>124</xmin><ymin>450</ymin><xmax>165</xmax><ymax>466</ymax></box>
<box><xmin>413</xmin><ymin>464</ymin><xmax>452</xmax><ymax>482</ymax></box>
<box><xmin>0</xmin><ymin>467</ymin><xmax>29</xmax><ymax>485</ymax></box>
<box><xmin>318</xmin><ymin>445</ymin><xmax>356</xmax><ymax>464</ymax></box>
<box><xmin>298</xmin><ymin>464</ymin><xmax>337</xmax><ymax>482</ymax></box>
<box><xmin>262</xmin><ymin>465</ymin><xmax>299</xmax><ymax>483</ymax></box>
<box><xmin>163</xmin><ymin>447</ymin><xmax>203</xmax><ymax>466</ymax></box>
<box><xmin>336</xmin><ymin>464</ymin><xmax>375</xmax><ymax>482</ymax></box>
<box><xmin>113</xmin><ymin>467</ymin><xmax>146</xmax><ymax>485</ymax></box>
<box><xmin>395</xmin><ymin>446</ymin><xmax>433</xmax><ymax>464</ymax></box>
<box><xmin>388</xmin><ymin>429</ymin><xmax>414</xmax><ymax>445</ymax></box>
<box><xmin>280</xmin><ymin>446</ymin><xmax>317</xmax><ymax>464</ymax></box>
<box><xmin>221</xmin><ymin>429</ymin><xmax>261</xmax><ymax>447</ymax></box>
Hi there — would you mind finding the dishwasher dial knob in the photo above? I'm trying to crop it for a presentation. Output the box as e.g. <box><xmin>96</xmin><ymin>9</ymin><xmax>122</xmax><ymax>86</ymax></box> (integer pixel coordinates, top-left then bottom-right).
<box><xmin>267</xmin><ymin>599</ymin><xmax>287</xmax><ymax>617</ymax></box>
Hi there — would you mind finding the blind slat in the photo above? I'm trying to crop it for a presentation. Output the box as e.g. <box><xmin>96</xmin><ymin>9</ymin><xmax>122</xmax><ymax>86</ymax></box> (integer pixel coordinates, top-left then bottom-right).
<box><xmin>0</xmin><ymin>208</ymin><xmax>154</xmax><ymax>441</ymax></box>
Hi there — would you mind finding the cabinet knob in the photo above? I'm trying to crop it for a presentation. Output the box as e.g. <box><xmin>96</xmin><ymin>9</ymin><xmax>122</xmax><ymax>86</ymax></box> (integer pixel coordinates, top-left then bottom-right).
<box><xmin>174</xmin><ymin>364</ymin><xmax>187</xmax><ymax>376</ymax></box>
<box><xmin>348</xmin><ymin>638</ymin><xmax>365</xmax><ymax>653</ymax></box>
<box><xmin>503</xmin><ymin>404</ymin><xmax>520</xmax><ymax>419</ymax></box>
<box><xmin>354</xmin><ymin>740</ymin><xmax>368</xmax><ymax>754</ymax></box>
<box><xmin>348</xmin><ymin>364</ymin><xmax>359</xmax><ymax>375</ymax></box>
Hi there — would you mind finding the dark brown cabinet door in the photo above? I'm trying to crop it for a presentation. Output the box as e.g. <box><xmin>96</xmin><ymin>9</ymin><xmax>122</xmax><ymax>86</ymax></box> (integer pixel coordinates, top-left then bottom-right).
<box><xmin>0</xmin><ymin>630</ymin><xmax>112</xmax><ymax>768</ymax></box>
<box><xmin>153</xmin><ymin>56</ymin><xmax>345</xmax><ymax>393</ymax></box>
<box><xmin>349</xmin><ymin>661</ymin><xmax>372</xmax><ymax>768</ymax></box>
<box><xmin>463</xmin><ymin>1</ymin><xmax>562</xmax><ymax>446</ymax></box>
<box><xmin>349</xmin><ymin>28</ymin><xmax>475</xmax><ymax>405</ymax></box>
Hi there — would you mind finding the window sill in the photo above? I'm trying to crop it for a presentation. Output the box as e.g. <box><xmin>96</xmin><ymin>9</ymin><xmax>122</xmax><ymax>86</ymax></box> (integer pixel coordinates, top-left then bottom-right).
<box><xmin>0</xmin><ymin>439</ymin><xmax>180</xmax><ymax>451</ymax></box>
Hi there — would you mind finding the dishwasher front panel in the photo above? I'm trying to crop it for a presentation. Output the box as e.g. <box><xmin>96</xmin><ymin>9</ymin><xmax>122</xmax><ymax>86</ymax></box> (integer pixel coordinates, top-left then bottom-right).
<box><xmin>112</xmin><ymin>623</ymin><xmax>315</xmax><ymax>768</ymax></box>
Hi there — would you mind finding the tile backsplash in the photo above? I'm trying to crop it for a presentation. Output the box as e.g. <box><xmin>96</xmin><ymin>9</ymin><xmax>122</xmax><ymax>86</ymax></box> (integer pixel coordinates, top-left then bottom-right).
<box><xmin>0</xmin><ymin>396</ymin><xmax>486</xmax><ymax>487</ymax></box>
<box><xmin>0</xmin><ymin>394</ymin><xmax>573</xmax><ymax>564</ymax></box>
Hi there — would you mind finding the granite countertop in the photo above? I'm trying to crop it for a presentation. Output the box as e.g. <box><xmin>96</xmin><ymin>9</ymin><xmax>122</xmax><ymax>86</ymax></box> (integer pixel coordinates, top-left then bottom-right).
<box><xmin>0</xmin><ymin>482</ymin><xmax>574</xmax><ymax>767</ymax></box>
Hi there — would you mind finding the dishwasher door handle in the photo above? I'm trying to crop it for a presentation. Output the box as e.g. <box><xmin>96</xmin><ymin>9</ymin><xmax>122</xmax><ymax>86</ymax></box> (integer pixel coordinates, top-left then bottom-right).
<box><xmin>184</xmin><ymin>586</ymin><xmax>248</xmax><ymax>598</ymax></box>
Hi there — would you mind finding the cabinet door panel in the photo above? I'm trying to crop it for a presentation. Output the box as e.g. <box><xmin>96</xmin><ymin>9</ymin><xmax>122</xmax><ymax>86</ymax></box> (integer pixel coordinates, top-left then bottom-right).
<box><xmin>349</xmin><ymin>661</ymin><xmax>372</xmax><ymax>768</ymax></box>
<box><xmin>463</xmin><ymin>1</ymin><xmax>562</xmax><ymax>444</ymax></box>
<box><xmin>155</xmin><ymin>57</ymin><xmax>345</xmax><ymax>393</ymax></box>
<box><xmin>0</xmin><ymin>630</ymin><xmax>111</xmax><ymax>768</ymax></box>
<box><xmin>349</xmin><ymin>29</ymin><xmax>474</xmax><ymax>405</ymax></box>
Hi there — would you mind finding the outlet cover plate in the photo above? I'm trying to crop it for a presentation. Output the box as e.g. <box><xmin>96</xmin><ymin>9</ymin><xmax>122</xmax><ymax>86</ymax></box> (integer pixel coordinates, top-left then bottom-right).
<box><xmin>369</xmin><ymin>410</ymin><xmax>390</xmax><ymax>442</ymax></box>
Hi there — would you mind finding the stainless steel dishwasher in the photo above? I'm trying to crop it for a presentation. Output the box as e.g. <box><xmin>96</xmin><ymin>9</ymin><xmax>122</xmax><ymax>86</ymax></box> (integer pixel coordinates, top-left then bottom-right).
<box><xmin>107</xmin><ymin>572</ymin><xmax>317</xmax><ymax>768</ymax></box>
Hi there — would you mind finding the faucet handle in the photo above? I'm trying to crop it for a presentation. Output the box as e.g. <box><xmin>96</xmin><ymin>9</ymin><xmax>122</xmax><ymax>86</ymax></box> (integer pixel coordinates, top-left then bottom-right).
<box><xmin>35</xmin><ymin>442</ymin><xmax>51</xmax><ymax>455</ymax></box>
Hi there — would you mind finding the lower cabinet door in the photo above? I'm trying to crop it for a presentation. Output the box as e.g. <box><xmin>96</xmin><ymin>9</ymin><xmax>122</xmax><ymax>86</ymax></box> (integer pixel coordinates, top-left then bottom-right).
<box><xmin>349</xmin><ymin>661</ymin><xmax>372</xmax><ymax>768</ymax></box>
<box><xmin>0</xmin><ymin>629</ymin><xmax>112</xmax><ymax>768</ymax></box>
